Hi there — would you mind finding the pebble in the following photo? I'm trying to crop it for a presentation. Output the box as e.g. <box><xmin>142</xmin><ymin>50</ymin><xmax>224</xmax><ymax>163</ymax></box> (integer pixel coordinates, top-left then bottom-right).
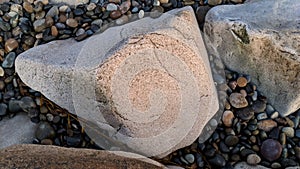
<box><xmin>237</xmin><ymin>76</ymin><xmax>248</xmax><ymax>87</ymax></box>
<box><xmin>5</xmin><ymin>38</ymin><xmax>19</xmax><ymax>52</ymax></box>
<box><xmin>246</xmin><ymin>154</ymin><xmax>261</xmax><ymax>165</ymax></box>
<box><xmin>2</xmin><ymin>52</ymin><xmax>16</xmax><ymax>68</ymax></box>
<box><xmin>257</xmin><ymin>119</ymin><xmax>277</xmax><ymax>132</ymax></box>
<box><xmin>106</xmin><ymin>3</ymin><xmax>118</xmax><ymax>11</ymax></box>
<box><xmin>222</xmin><ymin>110</ymin><xmax>234</xmax><ymax>127</ymax></box>
<box><xmin>46</xmin><ymin>6</ymin><xmax>58</xmax><ymax>17</ymax></box>
<box><xmin>41</xmin><ymin>138</ymin><xmax>53</xmax><ymax>145</ymax></box>
<box><xmin>252</xmin><ymin>100</ymin><xmax>266</xmax><ymax>113</ymax></box>
<box><xmin>23</xmin><ymin>2</ymin><xmax>34</xmax><ymax>13</ymax></box>
<box><xmin>208</xmin><ymin>154</ymin><xmax>226</xmax><ymax>167</ymax></box>
<box><xmin>282</xmin><ymin>127</ymin><xmax>295</xmax><ymax>137</ymax></box>
<box><xmin>184</xmin><ymin>154</ymin><xmax>195</xmax><ymax>164</ymax></box>
<box><xmin>120</xmin><ymin>0</ymin><xmax>131</xmax><ymax>14</ymax></box>
<box><xmin>229</xmin><ymin>93</ymin><xmax>248</xmax><ymax>108</ymax></box>
<box><xmin>138</xmin><ymin>10</ymin><xmax>145</xmax><ymax>19</ymax></box>
<box><xmin>66</xmin><ymin>18</ymin><xmax>78</xmax><ymax>28</ymax></box>
<box><xmin>35</xmin><ymin>121</ymin><xmax>56</xmax><ymax>140</ymax></box>
<box><xmin>0</xmin><ymin>103</ymin><xmax>8</xmax><ymax>116</ymax></box>
<box><xmin>270</xmin><ymin>111</ymin><xmax>279</xmax><ymax>119</ymax></box>
<box><xmin>295</xmin><ymin>129</ymin><xmax>300</xmax><ymax>138</ymax></box>
<box><xmin>110</xmin><ymin>10</ymin><xmax>122</xmax><ymax>19</ymax></box>
<box><xmin>224</xmin><ymin>135</ymin><xmax>239</xmax><ymax>147</ymax></box>
<box><xmin>33</xmin><ymin>19</ymin><xmax>47</xmax><ymax>32</ymax></box>
<box><xmin>0</xmin><ymin>67</ymin><xmax>4</xmax><ymax>77</ymax></box>
<box><xmin>271</xmin><ymin>162</ymin><xmax>281</xmax><ymax>168</ymax></box>
<box><xmin>295</xmin><ymin>147</ymin><xmax>300</xmax><ymax>160</ymax></box>
<box><xmin>256</xmin><ymin>112</ymin><xmax>268</xmax><ymax>120</ymax></box>
<box><xmin>207</xmin><ymin>0</ymin><xmax>222</xmax><ymax>6</ymax></box>
<box><xmin>235</xmin><ymin>107</ymin><xmax>254</xmax><ymax>121</ymax></box>
<box><xmin>260</xmin><ymin>139</ymin><xmax>282</xmax><ymax>162</ymax></box>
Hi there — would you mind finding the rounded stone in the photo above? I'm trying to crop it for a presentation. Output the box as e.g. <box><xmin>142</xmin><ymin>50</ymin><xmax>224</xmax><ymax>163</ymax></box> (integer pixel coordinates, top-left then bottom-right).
<box><xmin>0</xmin><ymin>67</ymin><xmax>4</xmax><ymax>77</ymax></box>
<box><xmin>207</xmin><ymin>0</ymin><xmax>222</xmax><ymax>6</ymax></box>
<box><xmin>0</xmin><ymin>103</ymin><xmax>8</xmax><ymax>116</ymax></box>
<box><xmin>5</xmin><ymin>38</ymin><xmax>19</xmax><ymax>52</ymax></box>
<box><xmin>2</xmin><ymin>52</ymin><xmax>16</xmax><ymax>68</ymax></box>
<box><xmin>33</xmin><ymin>19</ymin><xmax>47</xmax><ymax>32</ymax></box>
<box><xmin>260</xmin><ymin>139</ymin><xmax>282</xmax><ymax>162</ymax></box>
<box><xmin>257</xmin><ymin>119</ymin><xmax>277</xmax><ymax>132</ymax></box>
<box><xmin>66</xmin><ymin>19</ymin><xmax>78</xmax><ymax>28</ymax></box>
<box><xmin>222</xmin><ymin>110</ymin><xmax>234</xmax><ymax>127</ymax></box>
<box><xmin>184</xmin><ymin>154</ymin><xmax>195</xmax><ymax>164</ymax></box>
<box><xmin>106</xmin><ymin>3</ymin><xmax>118</xmax><ymax>11</ymax></box>
<box><xmin>208</xmin><ymin>154</ymin><xmax>226</xmax><ymax>167</ymax></box>
<box><xmin>224</xmin><ymin>135</ymin><xmax>239</xmax><ymax>147</ymax></box>
<box><xmin>120</xmin><ymin>0</ymin><xmax>131</xmax><ymax>14</ymax></box>
<box><xmin>246</xmin><ymin>154</ymin><xmax>261</xmax><ymax>165</ymax></box>
<box><xmin>252</xmin><ymin>100</ymin><xmax>266</xmax><ymax>113</ymax></box>
<box><xmin>35</xmin><ymin>122</ymin><xmax>55</xmax><ymax>140</ymax></box>
<box><xmin>235</xmin><ymin>107</ymin><xmax>254</xmax><ymax>121</ymax></box>
<box><xmin>282</xmin><ymin>127</ymin><xmax>294</xmax><ymax>137</ymax></box>
<box><xmin>229</xmin><ymin>93</ymin><xmax>248</xmax><ymax>108</ymax></box>
<box><xmin>237</xmin><ymin>76</ymin><xmax>248</xmax><ymax>87</ymax></box>
<box><xmin>110</xmin><ymin>10</ymin><xmax>122</xmax><ymax>19</ymax></box>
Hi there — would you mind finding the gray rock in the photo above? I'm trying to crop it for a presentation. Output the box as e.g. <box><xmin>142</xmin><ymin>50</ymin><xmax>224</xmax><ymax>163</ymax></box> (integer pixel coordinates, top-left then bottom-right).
<box><xmin>234</xmin><ymin>162</ymin><xmax>269</xmax><ymax>169</ymax></box>
<box><xmin>0</xmin><ymin>103</ymin><xmax>7</xmax><ymax>116</ymax></box>
<box><xmin>16</xmin><ymin>7</ymin><xmax>219</xmax><ymax>157</ymax></box>
<box><xmin>0</xmin><ymin>113</ymin><xmax>37</xmax><ymax>149</ymax></box>
<box><xmin>2</xmin><ymin>52</ymin><xmax>16</xmax><ymax>68</ymax></box>
<box><xmin>204</xmin><ymin>0</ymin><xmax>300</xmax><ymax>116</ymax></box>
<box><xmin>8</xmin><ymin>99</ymin><xmax>22</xmax><ymax>113</ymax></box>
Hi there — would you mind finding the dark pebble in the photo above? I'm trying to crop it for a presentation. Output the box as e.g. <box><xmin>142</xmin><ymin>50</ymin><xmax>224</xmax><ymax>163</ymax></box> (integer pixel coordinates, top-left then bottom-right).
<box><xmin>0</xmin><ymin>103</ymin><xmax>7</xmax><ymax>116</ymax></box>
<box><xmin>295</xmin><ymin>129</ymin><xmax>300</xmax><ymax>138</ymax></box>
<box><xmin>260</xmin><ymin>139</ymin><xmax>282</xmax><ymax>161</ymax></box>
<box><xmin>208</xmin><ymin>154</ymin><xmax>226</xmax><ymax>167</ymax></box>
<box><xmin>235</xmin><ymin>107</ymin><xmax>254</xmax><ymax>121</ymax></box>
<box><xmin>8</xmin><ymin>99</ymin><xmax>22</xmax><ymax>113</ymax></box>
<box><xmin>2</xmin><ymin>52</ymin><xmax>16</xmax><ymax>68</ymax></box>
<box><xmin>66</xmin><ymin>136</ymin><xmax>82</xmax><ymax>147</ymax></box>
<box><xmin>219</xmin><ymin>141</ymin><xmax>230</xmax><ymax>153</ymax></box>
<box><xmin>281</xmin><ymin>158</ymin><xmax>298</xmax><ymax>167</ymax></box>
<box><xmin>240</xmin><ymin>148</ymin><xmax>256</xmax><ymax>157</ymax></box>
<box><xmin>251</xmin><ymin>100</ymin><xmax>266</xmax><ymax>113</ymax></box>
<box><xmin>225</xmin><ymin>135</ymin><xmax>239</xmax><ymax>146</ymax></box>
<box><xmin>35</xmin><ymin>121</ymin><xmax>56</xmax><ymax>140</ymax></box>
<box><xmin>73</xmin><ymin>8</ymin><xmax>85</xmax><ymax>16</ymax></box>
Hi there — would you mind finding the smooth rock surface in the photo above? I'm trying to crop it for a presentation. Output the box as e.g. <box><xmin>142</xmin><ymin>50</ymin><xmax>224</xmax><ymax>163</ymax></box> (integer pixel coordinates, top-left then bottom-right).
<box><xmin>204</xmin><ymin>0</ymin><xmax>300</xmax><ymax>116</ymax></box>
<box><xmin>0</xmin><ymin>113</ymin><xmax>37</xmax><ymax>149</ymax></box>
<box><xmin>0</xmin><ymin>144</ymin><xmax>166</xmax><ymax>169</ymax></box>
<box><xmin>16</xmin><ymin>7</ymin><xmax>219</xmax><ymax>157</ymax></box>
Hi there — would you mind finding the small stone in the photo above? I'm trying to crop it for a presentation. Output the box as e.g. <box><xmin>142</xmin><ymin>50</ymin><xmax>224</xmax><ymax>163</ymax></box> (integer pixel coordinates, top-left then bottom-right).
<box><xmin>295</xmin><ymin>129</ymin><xmax>300</xmax><ymax>138</ymax></box>
<box><xmin>280</xmin><ymin>133</ymin><xmax>286</xmax><ymax>145</ymax></box>
<box><xmin>33</xmin><ymin>19</ymin><xmax>47</xmax><ymax>32</ymax></box>
<box><xmin>87</xmin><ymin>3</ymin><xmax>96</xmax><ymax>11</ymax></box>
<box><xmin>0</xmin><ymin>67</ymin><xmax>4</xmax><ymax>77</ymax></box>
<box><xmin>208</xmin><ymin>154</ymin><xmax>226</xmax><ymax>167</ymax></box>
<box><xmin>23</xmin><ymin>2</ymin><xmax>33</xmax><ymax>13</ymax></box>
<box><xmin>59</xmin><ymin>5</ymin><xmax>70</xmax><ymax>12</ymax></box>
<box><xmin>46</xmin><ymin>113</ymin><xmax>53</xmax><ymax>121</ymax></box>
<box><xmin>246</xmin><ymin>154</ymin><xmax>261</xmax><ymax>165</ymax></box>
<box><xmin>66</xmin><ymin>18</ymin><xmax>78</xmax><ymax>28</ymax></box>
<box><xmin>39</xmin><ymin>105</ymin><xmax>48</xmax><ymax>114</ymax></box>
<box><xmin>116</xmin><ymin>15</ymin><xmax>129</xmax><ymax>25</ymax></box>
<box><xmin>252</xmin><ymin>91</ymin><xmax>258</xmax><ymax>101</ymax></box>
<box><xmin>295</xmin><ymin>147</ymin><xmax>300</xmax><ymax>160</ymax></box>
<box><xmin>207</xmin><ymin>0</ymin><xmax>222</xmax><ymax>6</ymax></box>
<box><xmin>138</xmin><ymin>10</ymin><xmax>144</xmax><ymax>19</ymax></box>
<box><xmin>0</xmin><ymin>103</ymin><xmax>7</xmax><ymax>116</ymax></box>
<box><xmin>120</xmin><ymin>0</ymin><xmax>131</xmax><ymax>14</ymax></box>
<box><xmin>41</xmin><ymin>138</ymin><xmax>53</xmax><ymax>145</ymax></box>
<box><xmin>2</xmin><ymin>52</ymin><xmax>16</xmax><ymax>68</ymax></box>
<box><xmin>35</xmin><ymin>121</ymin><xmax>55</xmax><ymax>140</ymax></box>
<box><xmin>5</xmin><ymin>38</ymin><xmax>18</xmax><ymax>52</ymax></box>
<box><xmin>51</xmin><ymin>26</ymin><xmax>58</xmax><ymax>37</ymax></box>
<box><xmin>282</xmin><ymin>127</ymin><xmax>294</xmax><ymax>137</ymax></box>
<box><xmin>260</xmin><ymin>139</ymin><xmax>282</xmax><ymax>162</ymax></box>
<box><xmin>271</xmin><ymin>162</ymin><xmax>281</xmax><ymax>168</ymax></box>
<box><xmin>222</xmin><ymin>110</ymin><xmax>234</xmax><ymax>127</ymax></box>
<box><xmin>106</xmin><ymin>3</ymin><xmax>118</xmax><ymax>11</ymax></box>
<box><xmin>110</xmin><ymin>10</ymin><xmax>122</xmax><ymax>19</ymax></box>
<box><xmin>241</xmin><ymin>149</ymin><xmax>256</xmax><ymax>158</ymax></box>
<box><xmin>237</xmin><ymin>76</ymin><xmax>248</xmax><ymax>87</ymax></box>
<box><xmin>224</xmin><ymin>135</ymin><xmax>239</xmax><ymax>147</ymax></box>
<box><xmin>184</xmin><ymin>154</ymin><xmax>195</xmax><ymax>164</ymax></box>
<box><xmin>266</xmin><ymin>104</ymin><xmax>275</xmax><ymax>114</ymax></box>
<box><xmin>19</xmin><ymin>96</ymin><xmax>36</xmax><ymax>112</ymax></box>
<box><xmin>46</xmin><ymin>6</ymin><xmax>58</xmax><ymax>17</ymax></box>
<box><xmin>257</xmin><ymin>119</ymin><xmax>277</xmax><ymax>132</ymax></box>
<box><xmin>235</xmin><ymin>107</ymin><xmax>254</xmax><ymax>121</ymax></box>
<box><xmin>229</xmin><ymin>93</ymin><xmax>248</xmax><ymax>108</ymax></box>
<box><xmin>159</xmin><ymin>0</ymin><xmax>169</xmax><ymax>3</ymax></box>
<box><xmin>8</xmin><ymin>99</ymin><xmax>22</xmax><ymax>113</ymax></box>
<box><xmin>256</xmin><ymin>112</ymin><xmax>268</xmax><ymax>120</ymax></box>
<box><xmin>252</xmin><ymin>100</ymin><xmax>266</xmax><ymax>113</ymax></box>
<box><xmin>270</xmin><ymin>111</ymin><xmax>279</xmax><ymax>119</ymax></box>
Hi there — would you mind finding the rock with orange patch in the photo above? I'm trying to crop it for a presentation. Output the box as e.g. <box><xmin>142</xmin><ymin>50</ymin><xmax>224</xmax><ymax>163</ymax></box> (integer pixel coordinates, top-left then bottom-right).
<box><xmin>15</xmin><ymin>7</ymin><xmax>218</xmax><ymax>157</ymax></box>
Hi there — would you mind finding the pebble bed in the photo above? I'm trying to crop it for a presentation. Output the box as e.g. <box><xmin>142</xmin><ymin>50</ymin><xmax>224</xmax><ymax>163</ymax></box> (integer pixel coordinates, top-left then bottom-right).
<box><xmin>0</xmin><ymin>0</ymin><xmax>299</xmax><ymax>169</ymax></box>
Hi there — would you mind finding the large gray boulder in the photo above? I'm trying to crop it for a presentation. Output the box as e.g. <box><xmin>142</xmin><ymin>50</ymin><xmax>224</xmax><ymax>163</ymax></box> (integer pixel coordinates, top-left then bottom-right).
<box><xmin>204</xmin><ymin>0</ymin><xmax>300</xmax><ymax>116</ymax></box>
<box><xmin>0</xmin><ymin>144</ymin><xmax>166</xmax><ymax>169</ymax></box>
<box><xmin>15</xmin><ymin>7</ymin><xmax>219</xmax><ymax>157</ymax></box>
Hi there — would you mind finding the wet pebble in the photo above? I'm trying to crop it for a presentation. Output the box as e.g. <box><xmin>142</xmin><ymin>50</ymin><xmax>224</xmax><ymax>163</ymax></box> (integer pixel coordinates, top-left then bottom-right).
<box><xmin>35</xmin><ymin>121</ymin><xmax>56</xmax><ymax>140</ymax></box>
<box><xmin>0</xmin><ymin>103</ymin><xmax>8</xmax><ymax>116</ymax></box>
<box><xmin>208</xmin><ymin>154</ymin><xmax>226</xmax><ymax>167</ymax></box>
<box><xmin>229</xmin><ymin>93</ymin><xmax>248</xmax><ymax>108</ymax></box>
<box><xmin>224</xmin><ymin>135</ymin><xmax>239</xmax><ymax>147</ymax></box>
<box><xmin>257</xmin><ymin>119</ymin><xmax>277</xmax><ymax>132</ymax></box>
<box><xmin>246</xmin><ymin>154</ymin><xmax>261</xmax><ymax>165</ymax></box>
<box><xmin>2</xmin><ymin>52</ymin><xmax>16</xmax><ymax>68</ymax></box>
<box><xmin>282</xmin><ymin>127</ymin><xmax>294</xmax><ymax>137</ymax></box>
<box><xmin>222</xmin><ymin>110</ymin><xmax>234</xmax><ymax>127</ymax></box>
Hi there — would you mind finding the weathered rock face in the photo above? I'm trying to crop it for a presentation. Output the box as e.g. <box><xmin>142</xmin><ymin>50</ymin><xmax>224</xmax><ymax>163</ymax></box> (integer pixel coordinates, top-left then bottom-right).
<box><xmin>0</xmin><ymin>113</ymin><xmax>37</xmax><ymax>149</ymax></box>
<box><xmin>0</xmin><ymin>144</ymin><xmax>166</xmax><ymax>169</ymax></box>
<box><xmin>204</xmin><ymin>0</ymin><xmax>300</xmax><ymax>116</ymax></box>
<box><xmin>16</xmin><ymin>7</ymin><xmax>219</xmax><ymax>157</ymax></box>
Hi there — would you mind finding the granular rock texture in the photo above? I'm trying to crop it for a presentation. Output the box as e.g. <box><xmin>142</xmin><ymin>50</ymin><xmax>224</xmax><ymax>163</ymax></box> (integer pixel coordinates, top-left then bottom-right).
<box><xmin>204</xmin><ymin>0</ymin><xmax>300</xmax><ymax>116</ymax></box>
<box><xmin>0</xmin><ymin>144</ymin><xmax>166</xmax><ymax>169</ymax></box>
<box><xmin>16</xmin><ymin>7</ymin><xmax>218</xmax><ymax>157</ymax></box>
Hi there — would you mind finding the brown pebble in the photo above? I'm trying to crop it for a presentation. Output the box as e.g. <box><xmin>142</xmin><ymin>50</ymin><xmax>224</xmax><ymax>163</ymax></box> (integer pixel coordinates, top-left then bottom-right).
<box><xmin>23</xmin><ymin>2</ymin><xmax>34</xmax><ymax>13</ymax></box>
<box><xmin>41</xmin><ymin>139</ymin><xmax>53</xmax><ymax>145</ymax></box>
<box><xmin>51</xmin><ymin>26</ymin><xmax>58</xmax><ymax>36</ymax></box>
<box><xmin>59</xmin><ymin>14</ymin><xmax>67</xmax><ymax>23</ymax></box>
<box><xmin>120</xmin><ymin>0</ymin><xmax>131</xmax><ymax>14</ymax></box>
<box><xmin>45</xmin><ymin>16</ymin><xmax>54</xmax><ymax>27</ymax></box>
<box><xmin>222</xmin><ymin>110</ymin><xmax>235</xmax><ymax>127</ymax></box>
<box><xmin>229</xmin><ymin>93</ymin><xmax>248</xmax><ymax>108</ymax></box>
<box><xmin>5</xmin><ymin>38</ymin><xmax>19</xmax><ymax>52</ymax></box>
<box><xmin>257</xmin><ymin>119</ymin><xmax>277</xmax><ymax>132</ymax></box>
<box><xmin>237</xmin><ymin>76</ymin><xmax>248</xmax><ymax>87</ymax></box>
<box><xmin>228</xmin><ymin>81</ymin><xmax>237</xmax><ymax>90</ymax></box>
<box><xmin>66</xmin><ymin>18</ymin><xmax>78</xmax><ymax>28</ymax></box>
<box><xmin>110</xmin><ymin>10</ymin><xmax>122</xmax><ymax>19</ymax></box>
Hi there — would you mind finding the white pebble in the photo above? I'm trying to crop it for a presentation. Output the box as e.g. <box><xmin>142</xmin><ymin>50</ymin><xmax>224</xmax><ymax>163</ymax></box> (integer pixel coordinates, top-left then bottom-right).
<box><xmin>106</xmin><ymin>3</ymin><xmax>118</xmax><ymax>11</ymax></box>
<box><xmin>138</xmin><ymin>10</ymin><xmax>144</xmax><ymax>19</ymax></box>
<box><xmin>0</xmin><ymin>67</ymin><xmax>4</xmax><ymax>77</ymax></box>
